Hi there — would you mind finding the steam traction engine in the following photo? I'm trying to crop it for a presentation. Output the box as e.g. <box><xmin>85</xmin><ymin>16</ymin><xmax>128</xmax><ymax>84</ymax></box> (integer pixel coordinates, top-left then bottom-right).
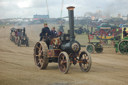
<box><xmin>34</xmin><ymin>6</ymin><xmax>92</xmax><ymax>74</ymax></box>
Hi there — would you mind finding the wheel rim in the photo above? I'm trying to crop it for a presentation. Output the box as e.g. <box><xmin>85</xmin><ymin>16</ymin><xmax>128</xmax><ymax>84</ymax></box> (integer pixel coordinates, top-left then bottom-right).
<box><xmin>119</xmin><ymin>41</ymin><xmax>128</xmax><ymax>54</ymax></box>
<box><xmin>34</xmin><ymin>43</ymin><xmax>43</xmax><ymax>68</ymax></box>
<box><xmin>58</xmin><ymin>52</ymin><xmax>70</xmax><ymax>74</ymax></box>
<box><xmin>79</xmin><ymin>51</ymin><xmax>91</xmax><ymax>72</ymax></box>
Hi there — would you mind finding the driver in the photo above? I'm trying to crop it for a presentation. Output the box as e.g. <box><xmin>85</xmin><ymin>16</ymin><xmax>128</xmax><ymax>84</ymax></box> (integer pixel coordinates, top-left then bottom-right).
<box><xmin>123</xmin><ymin>28</ymin><xmax>128</xmax><ymax>37</ymax></box>
<box><xmin>40</xmin><ymin>23</ymin><xmax>51</xmax><ymax>48</ymax></box>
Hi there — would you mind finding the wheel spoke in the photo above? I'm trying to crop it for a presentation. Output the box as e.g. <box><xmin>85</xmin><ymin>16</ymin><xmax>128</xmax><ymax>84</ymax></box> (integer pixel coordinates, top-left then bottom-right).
<box><xmin>62</xmin><ymin>55</ymin><xmax>65</xmax><ymax>60</ymax></box>
<box><xmin>35</xmin><ymin>54</ymin><xmax>40</xmax><ymax>57</ymax></box>
<box><xmin>39</xmin><ymin>45</ymin><xmax>42</xmax><ymax>50</ymax></box>
<box><xmin>63</xmin><ymin>64</ymin><xmax>66</xmax><ymax>71</ymax></box>
<box><xmin>37</xmin><ymin>62</ymin><xmax>40</xmax><ymax>66</ymax></box>
<box><xmin>60</xmin><ymin>60</ymin><xmax>63</xmax><ymax>64</ymax></box>
<box><xmin>36</xmin><ymin>46</ymin><xmax>40</xmax><ymax>49</ymax></box>
<box><xmin>86</xmin><ymin>56</ymin><xmax>89</xmax><ymax>60</ymax></box>
<box><xmin>82</xmin><ymin>64</ymin><xmax>86</xmax><ymax>68</ymax></box>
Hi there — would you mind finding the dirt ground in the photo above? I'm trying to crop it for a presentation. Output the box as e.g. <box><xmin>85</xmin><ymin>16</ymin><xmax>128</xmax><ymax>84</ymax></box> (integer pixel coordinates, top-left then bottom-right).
<box><xmin>0</xmin><ymin>25</ymin><xmax>128</xmax><ymax>85</ymax></box>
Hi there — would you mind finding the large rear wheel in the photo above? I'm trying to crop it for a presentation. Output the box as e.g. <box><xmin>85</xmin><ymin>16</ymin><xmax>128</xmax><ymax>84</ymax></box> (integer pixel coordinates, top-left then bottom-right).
<box><xmin>34</xmin><ymin>42</ymin><xmax>48</xmax><ymax>69</ymax></box>
<box><xmin>79</xmin><ymin>51</ymin><xmax>92</xmax><ymax>72</ymax></box>
<box><xmin>58</xmin><ymin>52</ymin><xmax>70</xmax><ymax>74</ymax></box>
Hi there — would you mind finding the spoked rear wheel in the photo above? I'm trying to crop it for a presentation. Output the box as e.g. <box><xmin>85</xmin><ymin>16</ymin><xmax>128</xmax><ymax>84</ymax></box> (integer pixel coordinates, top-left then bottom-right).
<box><xmin>58</xmin><ymin>52</ymin><xmax>70</xmax><ymax>74</ymax></box>
<box><xmin>79</xmin><ymin>51</ymin><xmax>92</xmax><ymax>72</ymax></box>
<box><xmin>34</xmin><ymin>42</ymin><xmax>48</xmax><ymax>69</ymax></box>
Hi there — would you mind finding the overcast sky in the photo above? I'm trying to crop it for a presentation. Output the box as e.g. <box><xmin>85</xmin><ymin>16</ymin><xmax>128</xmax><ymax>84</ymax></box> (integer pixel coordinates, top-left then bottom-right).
<box><xmin>0</xmin><ymin>0</ymin><xmax>128</xmax><ymax>19</ymax></box>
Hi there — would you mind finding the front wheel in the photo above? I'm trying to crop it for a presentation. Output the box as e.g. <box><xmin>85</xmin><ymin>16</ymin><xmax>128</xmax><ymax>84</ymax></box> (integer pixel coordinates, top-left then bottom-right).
<box><xmin>86</xmin><ymin>44</ymin><xmax>95</xmax><ymax>53</ymax></box>
<box><xmin>58</xmin><ymin>52</ymin><xmax>70</xmax><ymax>74</ymax></box>
<box><xmin>79</xmin><ymin>51</ymin><xmax>92</xmax><ymax>72</ymax></box>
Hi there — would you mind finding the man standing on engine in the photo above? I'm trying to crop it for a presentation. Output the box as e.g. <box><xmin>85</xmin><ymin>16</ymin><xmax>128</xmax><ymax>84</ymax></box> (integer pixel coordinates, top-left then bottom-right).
<box><xmin>40</xmin><ymin>23</ymin><xmax>51</xmax><ymax>41</ymax></box>
<box><xmin>40</xmin><ymin>23</ymin><xmax>51</xmax><ymax>48</ymax></box>
<box><xmin>123</xmin><ymin>28</ymin><xmax>128</xmax><ymax>37</ymax></box>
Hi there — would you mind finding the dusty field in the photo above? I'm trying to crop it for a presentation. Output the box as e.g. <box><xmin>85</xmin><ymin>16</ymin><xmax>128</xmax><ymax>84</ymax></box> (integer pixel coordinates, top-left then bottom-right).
<box><xmin>0</xmin><ymin>24</ymin><xmax>128</xmax><ymax>85</ymax></box>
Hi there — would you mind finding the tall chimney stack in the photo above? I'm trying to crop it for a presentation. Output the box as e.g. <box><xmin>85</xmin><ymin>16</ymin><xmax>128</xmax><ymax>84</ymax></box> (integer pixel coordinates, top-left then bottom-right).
<box><xmin>67</xmin><ymin>6</ymin><xmax>75</xmax><ymax>41</ymax></box>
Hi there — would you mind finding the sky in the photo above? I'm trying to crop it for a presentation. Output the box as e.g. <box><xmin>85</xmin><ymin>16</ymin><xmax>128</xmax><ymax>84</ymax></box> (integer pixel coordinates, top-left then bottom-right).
<box><xmin>0</xmin><ymin>0</ymin><xmax>128</xmax><ymax>19</ymax></box>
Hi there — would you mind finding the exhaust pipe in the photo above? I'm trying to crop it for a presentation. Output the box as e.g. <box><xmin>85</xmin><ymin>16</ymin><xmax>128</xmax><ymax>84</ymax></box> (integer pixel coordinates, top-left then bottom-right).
<box><xmin>67</xmin><ymin>6</ymin><xmax>75</xmax><ymax>41</ymax></box>
<box><xmin>60</xmin><ymin>6</ymin><xmax>81</xmax><ymax>53</ymax></box>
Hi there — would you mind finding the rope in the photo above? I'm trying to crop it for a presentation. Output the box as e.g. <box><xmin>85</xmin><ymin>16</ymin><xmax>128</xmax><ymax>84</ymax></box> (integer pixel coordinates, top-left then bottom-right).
<box><xmin>46</xmin><ymin>0</ymin><xmax>49</xmax><ymax>17</ymax></box>
<box><xmin>60</xmin><ymin>0</ymin><xmax>64</xmax><ymax>18</ymax></box>
<box><xmin>60</xmin><ymin>0</ymin><xmax>75</xmax><ymax>18</ymax></box>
